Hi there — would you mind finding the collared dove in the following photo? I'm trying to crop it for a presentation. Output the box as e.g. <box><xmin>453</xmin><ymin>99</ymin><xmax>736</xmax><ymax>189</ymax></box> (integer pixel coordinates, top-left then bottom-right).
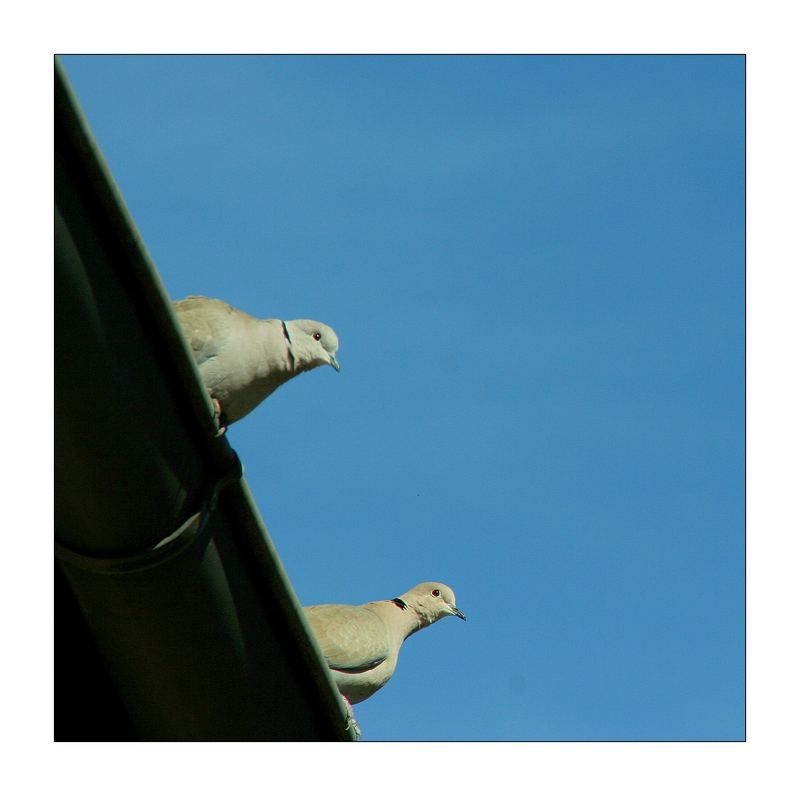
<box><xmin>173</xmin><ymin>296</ymin><xmax>340</xmax><ymax>429</ymax></box>
<box><xmin>303</xmin><ymin>582</ymin><xmax>466</xmax><ymax>720</ymax></box>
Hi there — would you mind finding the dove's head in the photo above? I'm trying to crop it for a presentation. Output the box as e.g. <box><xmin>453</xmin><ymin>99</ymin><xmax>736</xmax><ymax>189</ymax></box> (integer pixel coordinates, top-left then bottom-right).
<box><xmin>399</xmin><ymin>582</ymin><xmax>466</xmax><ymax>626</ymax></box>
<box><xmin>286</xmin><ymin>320</ymin><xmax>340</xmax><ymax>373</ymax></box>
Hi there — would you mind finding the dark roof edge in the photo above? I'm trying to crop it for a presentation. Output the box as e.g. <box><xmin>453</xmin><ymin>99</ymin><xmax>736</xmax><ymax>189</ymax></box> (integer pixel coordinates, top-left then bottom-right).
<box><xmin>55</xmin><ymin>57</ymin><xmax>355</xmax><ymax>740</ymax></box>
<box><xmin>55</xmin><ymin>56</ymin><xmax>219</xmax><ymax>438</ymax></box>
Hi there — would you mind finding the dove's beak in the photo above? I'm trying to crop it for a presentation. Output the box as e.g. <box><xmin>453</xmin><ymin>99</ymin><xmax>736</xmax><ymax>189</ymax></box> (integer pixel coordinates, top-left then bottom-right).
<box><xmin>450</xmin><ymin>605</ymin><xmax>466</xmax><ymax>621</ymax></box>
<box><xmin>330</xmin><ymin>356</ymin><xmax>340</xmax><ymax>372</ymax></box>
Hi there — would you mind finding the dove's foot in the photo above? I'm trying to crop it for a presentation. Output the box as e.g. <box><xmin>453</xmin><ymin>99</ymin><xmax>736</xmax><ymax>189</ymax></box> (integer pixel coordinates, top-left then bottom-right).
<box><xmin>341</xmin><ymin>694</ymin><xmax>361</xmax><ymax>740</ymax></box>
<box><xmin>211</xmin><ymin>397</ymin><xmax>228</xmax><ymax>436</ymax></box>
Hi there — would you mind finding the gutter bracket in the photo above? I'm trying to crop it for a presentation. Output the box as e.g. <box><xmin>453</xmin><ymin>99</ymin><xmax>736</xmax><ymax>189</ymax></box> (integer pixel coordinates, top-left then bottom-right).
<box><xmin>55</xmin><ymin>451</ymin><xmax>243</xmax><ymax>575</ymax></box>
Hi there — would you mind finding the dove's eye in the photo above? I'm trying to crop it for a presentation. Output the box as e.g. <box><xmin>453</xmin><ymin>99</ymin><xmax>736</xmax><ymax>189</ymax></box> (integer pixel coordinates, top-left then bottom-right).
<box><xmin>313</xmin><ymin>332</ymin><xmax>321</xmax><ymax>341</ymax></box>
<box><xmin>431</xmin><ymin>589</ymin><xmax>441</xmax><ymax>597</ymax></box>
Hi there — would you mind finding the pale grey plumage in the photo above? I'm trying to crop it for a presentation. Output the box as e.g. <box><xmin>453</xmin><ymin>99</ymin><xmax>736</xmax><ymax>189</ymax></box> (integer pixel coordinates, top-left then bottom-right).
<box><xmin>303</xmin><ymin>582</ymin><xmax>465</xmax><ymax>705</ymax></box>
<box><xmin>173</xmin><ymin>296</ymin><xmax>339</xmax><ymax>424</ymax></box>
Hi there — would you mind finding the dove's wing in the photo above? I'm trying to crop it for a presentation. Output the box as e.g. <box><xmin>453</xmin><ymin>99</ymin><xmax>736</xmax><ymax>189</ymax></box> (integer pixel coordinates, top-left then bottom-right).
<box><xmin>303</xmin><ymin>604</ymin><xmax>390</xmax><ymax>673</ymax></box>
<box><xmin>173</xmin><ymin>296</ymin><xmax>240</xmax><ymax>366</ymax></box>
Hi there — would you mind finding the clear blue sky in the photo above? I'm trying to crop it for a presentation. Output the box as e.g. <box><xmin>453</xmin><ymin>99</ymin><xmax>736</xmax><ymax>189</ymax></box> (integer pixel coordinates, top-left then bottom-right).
<box><xmin>60</xmin><ymin>54</ymin><xmax>744</xmax><ymax>742</ymax></box>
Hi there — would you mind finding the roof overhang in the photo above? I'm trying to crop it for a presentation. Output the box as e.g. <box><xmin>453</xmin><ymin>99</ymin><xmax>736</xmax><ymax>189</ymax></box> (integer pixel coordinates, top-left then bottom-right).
<box><xmin>54</xmin><ymin>57</ymin><xmax>354</xmax><ymax>741</ymax></box>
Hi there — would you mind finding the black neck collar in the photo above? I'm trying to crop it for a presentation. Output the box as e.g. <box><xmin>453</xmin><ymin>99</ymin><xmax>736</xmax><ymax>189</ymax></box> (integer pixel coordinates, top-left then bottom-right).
<box><xmin>281</xmin><ymin>320</ymin><xmax>295</xmax><ymax>368</ymax></box>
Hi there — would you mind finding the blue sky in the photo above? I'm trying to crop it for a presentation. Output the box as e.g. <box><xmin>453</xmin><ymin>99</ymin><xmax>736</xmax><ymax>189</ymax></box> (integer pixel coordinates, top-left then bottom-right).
<box><xmin>60</xmin><ymin>55</ymin><xmax>744</xmax><ymax>741</ymax></box>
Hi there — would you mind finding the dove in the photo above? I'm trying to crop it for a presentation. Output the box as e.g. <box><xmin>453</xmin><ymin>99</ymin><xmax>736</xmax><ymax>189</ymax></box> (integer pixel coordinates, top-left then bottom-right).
<box><xmin>303</xmin><ymin>582</ymin><xmax>465</xmax><ymax>717</ymax></box>
<box><xmin>173</xmin><ymin>296</ymin><xmax>339</xmax><ymax>429</ymax></box>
